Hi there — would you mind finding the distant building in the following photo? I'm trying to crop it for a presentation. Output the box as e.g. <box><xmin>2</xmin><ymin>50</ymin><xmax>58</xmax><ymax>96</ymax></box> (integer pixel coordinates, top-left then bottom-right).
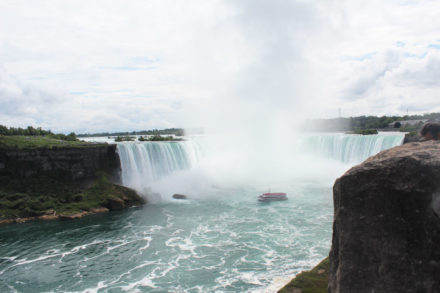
<box><xmin>389</xmin><ymin>119</ymin><xmax>440</xmax><ymax>129</ymax></box>
<box><xmin>388</xmin><ymin>119</ymin><xmax>428</xmax><ymax>129</ymax></box>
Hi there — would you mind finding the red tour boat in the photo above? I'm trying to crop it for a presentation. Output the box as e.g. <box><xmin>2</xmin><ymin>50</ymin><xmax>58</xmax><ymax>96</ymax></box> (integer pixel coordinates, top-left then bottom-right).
<box><xmin>258</xmin><ymin>192</ymin><xmax>288</xmax><ymax>202</ymax></box>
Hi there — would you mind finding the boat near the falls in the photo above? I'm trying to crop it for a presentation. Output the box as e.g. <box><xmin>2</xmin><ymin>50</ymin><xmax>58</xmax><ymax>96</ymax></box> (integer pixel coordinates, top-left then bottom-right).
<box><xmin>258</xmin><ymin>192</ymin><xmax>288</xmax><ymax>202</ymax></box>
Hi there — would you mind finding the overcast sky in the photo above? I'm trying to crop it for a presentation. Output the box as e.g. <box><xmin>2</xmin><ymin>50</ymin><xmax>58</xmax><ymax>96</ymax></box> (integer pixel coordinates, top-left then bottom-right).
<box><xmin>1</xmin><ymin>0</ymin><xmax>440</xmax><ymax>133</ymax></box>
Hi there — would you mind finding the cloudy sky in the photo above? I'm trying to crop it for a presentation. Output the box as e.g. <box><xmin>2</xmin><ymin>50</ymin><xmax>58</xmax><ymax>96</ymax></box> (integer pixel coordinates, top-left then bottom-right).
<box><xmin>1</xmin><ymin>0</ymin><xmax>440</xmax><ymax>133</ymax></box>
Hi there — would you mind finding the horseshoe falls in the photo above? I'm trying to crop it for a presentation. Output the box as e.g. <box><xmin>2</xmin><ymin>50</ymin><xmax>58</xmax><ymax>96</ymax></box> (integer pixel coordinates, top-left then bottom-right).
<box><xmin>0</xmin><ymin>133</ymin><xmax>405</xmax><ymax>293</ymax></box>
<box><xmin>117</xmin><ymin>141</ymin><xmax>203</xmax><ymax>194</ymax></box>
<box><xmin>299</xmin><ymin>133</ymin><xmax>405</xmax><ymax>164</ymax></box>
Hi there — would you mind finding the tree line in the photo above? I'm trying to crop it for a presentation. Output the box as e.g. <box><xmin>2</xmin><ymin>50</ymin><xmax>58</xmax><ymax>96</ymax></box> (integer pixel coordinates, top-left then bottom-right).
<box><xmin>306</xmin><ymin>113</ymin><xmax>440</xmax><ymax>132</ymax></box>
<box><xmin>77</xmin><ymin>128</ymin><xmax>184</xmax><ymax>137</ymax></box>
<box><xmin>0</xmin><ymin>125</ymin><xmax>77</xmax><ymax>141</ymax></box>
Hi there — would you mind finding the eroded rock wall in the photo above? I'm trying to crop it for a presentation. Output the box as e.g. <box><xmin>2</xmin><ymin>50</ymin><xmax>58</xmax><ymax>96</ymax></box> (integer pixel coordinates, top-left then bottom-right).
<box><xmin>329</xmin><ymin>141</ymin><xmax>440</xmax><ymax>293</ymax></box>
<box><xmin>0</xmin><ymin>144</ymin><xmax>121</xmax><ymax>184</ymax></box>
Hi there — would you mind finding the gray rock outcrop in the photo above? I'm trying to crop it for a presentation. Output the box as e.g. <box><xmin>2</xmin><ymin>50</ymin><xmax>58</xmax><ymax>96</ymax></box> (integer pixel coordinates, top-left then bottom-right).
<box><xmin>0</xmin><ymin>144</ymin><xmax>121</xmax><ymax>184</ymax></box>
<box><xmin>329</xmin><ymin>140</ymin><xmax>440</xmax><ymax>293</ymax></box>
<box><xmin>0</xmin><ymin>143</ymin><xmax>144</xmax><ymax>223</ymax></box>
<box><xmin>172</xmin><ymin>194</ymin><xmax>187</xmax><ymax>199</ymax></box>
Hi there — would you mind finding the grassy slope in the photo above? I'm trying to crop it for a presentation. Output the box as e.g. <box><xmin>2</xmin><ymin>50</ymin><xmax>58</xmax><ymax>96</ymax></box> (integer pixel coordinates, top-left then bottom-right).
<box><xmin>0</xmin><ymin>136</ymin><xmax>144</xmax><ymax>221</ymax></box>
<box><xmin>278</xmin><ymin>257</ymin><xmax>329</xmax><ymax>293</ymax></box>
<box><xmin>0</xmin><ymin>173</ymin><xmax>144</xmax><ymax>220</ymax></box>
<box><xmin>0</xmin><ymin>135</ymin><xmax>105</xmax><ymax>149</ymax></box>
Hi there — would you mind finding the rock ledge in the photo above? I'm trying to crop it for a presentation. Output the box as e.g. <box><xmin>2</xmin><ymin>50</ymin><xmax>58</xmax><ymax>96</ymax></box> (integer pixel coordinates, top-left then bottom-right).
<box><xmin>329</xmin><ymin>141</ymin><xmax>440</xmax><ymax>293</ymax></box>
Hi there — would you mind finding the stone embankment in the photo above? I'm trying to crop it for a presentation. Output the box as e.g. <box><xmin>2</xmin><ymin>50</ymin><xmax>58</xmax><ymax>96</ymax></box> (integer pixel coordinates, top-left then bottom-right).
<box><xmin>0</xmin><ymin>144</ymin><xmax>120</xmax><ymax>183</ymax></box>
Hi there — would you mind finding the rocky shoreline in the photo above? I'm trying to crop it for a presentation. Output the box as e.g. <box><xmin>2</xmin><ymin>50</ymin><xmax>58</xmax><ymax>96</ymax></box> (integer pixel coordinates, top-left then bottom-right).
<box><xmin>278</xmin><ymin>258</ymin><xmax>329</xmax><ymax>293</ymax></box>
<box><xmin>0</xmin><ymin>207</ymin><xmax>111</xmax><ymax>225</ymax></box>
<box><xmin>0</xmin><ymin>179</ymin><xmax>145</xmax><ymax>225</ymax></box>
<box><xmin>0</xmin><ymin>141</ymin><xmax>145</xmax><ymax>225</ymax></box>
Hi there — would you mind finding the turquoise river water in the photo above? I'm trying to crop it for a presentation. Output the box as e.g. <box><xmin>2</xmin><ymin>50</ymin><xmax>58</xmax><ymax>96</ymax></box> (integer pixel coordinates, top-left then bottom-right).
<box><xmin>0</xmin><ymin>133</ymin><xmax>404</xmax><ymax>292</ymax></box>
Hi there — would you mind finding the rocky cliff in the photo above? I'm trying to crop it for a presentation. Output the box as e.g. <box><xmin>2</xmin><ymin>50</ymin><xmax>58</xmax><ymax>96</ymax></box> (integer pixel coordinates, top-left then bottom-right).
<box><xmin>0</xmin><ymin>143</ymin><xmax>144</xmax><ymax>223</ymax></box>
<box><xmin>0</xmin><ymin>144</ymin><xmax>120</xmax><ymax>183</ymax></box>
<box><xmin>329</xmin><ymin>141</ymin><xmax>440</xmax><ymax>293</ymax></box>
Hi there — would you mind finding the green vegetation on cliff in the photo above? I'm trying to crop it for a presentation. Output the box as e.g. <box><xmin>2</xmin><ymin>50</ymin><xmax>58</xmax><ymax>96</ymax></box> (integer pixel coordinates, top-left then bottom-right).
<box><xmin>0</xmin><ymin>135</ymin><xmax>99</xmax><ymax>149</ymax></box>
<box><xmin>0</xmin><ymin>125</ymin><xmax>78</xmax><ymax>141</ymax></box>
<box><xmin>0</xmin><ymin>135</ymin><xmax>144</xmax><ymax>223</ymax></box>
<box><xmin>0</xmin><ymin>124</ymin><xmax>95</xmax><ymax>149</ymax></box>
<box><xmin>353</xmin><ymin>129</ymin><xmax>378</xmax><ymax>135</ymax></box>
<box><xmin>278</xmin><ymin>257</ymin><xmax>329</xmax><ymax>293</ymax></box>
<box><xmin>79</xmin><ymin>128</ymin><xmax>184</xmax><ymax>138</ymax></box>
<box><xmin>114</xmin><ymin>136</ymin><xmax>135</xmax><ymax>142</ymax></box>
<box><xmin>138</xmin><ymin>135</ymin><xmax>184</xmax><ymax>141</ymax></box>
<box><xmin>0</xmin><ymin>173</ymin><xmax>144</xmax><ymax>221</ymax></box>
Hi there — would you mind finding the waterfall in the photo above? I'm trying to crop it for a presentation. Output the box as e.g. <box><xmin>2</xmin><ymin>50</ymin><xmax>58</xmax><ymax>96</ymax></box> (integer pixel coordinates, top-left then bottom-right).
<box><xmin>299</xmin><ymin>132</ymin><xmax>405</xmax><ymax>164</ymax></box>
<box><xmin>117</xmin><ymin>140</ymin><xmax>203</xmax><ymax>190</ymax></box>
<box><xmin>116</xmin><ymin>133</ymin><xmax>405</xmax><ymax>193</ymax></box>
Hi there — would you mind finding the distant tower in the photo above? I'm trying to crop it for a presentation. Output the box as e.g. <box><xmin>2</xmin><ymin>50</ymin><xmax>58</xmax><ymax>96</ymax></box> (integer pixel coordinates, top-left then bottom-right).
<box><xmin>338</xmin><ymin>108</ymin><xmax>342</xmax><ymax>118</ymax></box>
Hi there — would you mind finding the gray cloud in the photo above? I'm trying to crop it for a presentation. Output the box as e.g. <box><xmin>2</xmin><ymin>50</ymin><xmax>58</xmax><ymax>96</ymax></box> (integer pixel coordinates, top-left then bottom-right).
<box><xmin>393</xmin><ymin>52</ymin><xmax>440</xmax><ymax>87</ymax></box>
<box><xmin>344</xmin><ymin>50</ymin><xmax>402</xmax><ymax>98</ymax></box>
<box><xmin>0</xmin><ymin>67</ymin><xmax>65</xmax><ymax>124</ymax></box>
<box><xmin>1</xmin><ymin>0</ymin><xmax>440</xmax><ymax>131</ymax></box>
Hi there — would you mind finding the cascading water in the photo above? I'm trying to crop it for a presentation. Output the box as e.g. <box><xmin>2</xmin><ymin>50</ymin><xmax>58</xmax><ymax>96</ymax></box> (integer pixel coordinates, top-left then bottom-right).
<box><xmin>117</xmin><ymin>140</ymin><xmax>203</xmax><ymax>191</ymax></box>
<box><xmin>116</xmin><ymin>133</ymin><xmax>405</xmax><ymax>188</ymax></box>
<box><xmin>299</xmin><ymin>132</ymin><xmax>405</xmax><ymax>164</ymax></box>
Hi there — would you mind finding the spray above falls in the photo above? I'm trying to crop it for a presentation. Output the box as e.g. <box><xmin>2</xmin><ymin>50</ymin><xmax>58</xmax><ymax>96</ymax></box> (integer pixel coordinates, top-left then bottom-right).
<box><xmin>116</xmin><ymin>133</ymin><xmax>405</xmax><ymax>199</ymax></box>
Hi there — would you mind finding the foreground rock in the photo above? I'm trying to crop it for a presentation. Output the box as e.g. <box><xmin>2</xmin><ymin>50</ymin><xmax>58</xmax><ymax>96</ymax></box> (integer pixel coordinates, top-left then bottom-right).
<box><xmin>329</xmin><ymin>141</ymin><xmax>440</xmax><ymax>293</ymax></box>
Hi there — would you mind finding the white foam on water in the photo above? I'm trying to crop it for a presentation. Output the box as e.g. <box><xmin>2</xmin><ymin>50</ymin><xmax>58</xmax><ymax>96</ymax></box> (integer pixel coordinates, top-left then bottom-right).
<box><xmin>261</xmin><ymin>275</ymin><xmax>295</xmax><ymax>293</ymax></box>
<box><xmin>0</xmin><ymin>256</ymin><xmax>17</xmax><ymax>262</ymax></box>
<box><xmin>138</xmin><ymin>237</ymin><xmax>152</xmax><ymax>252</ymax></box>
<box><xmin>64</xmin><ymin>281</ymin><xmax>106</xmax><ymax>293</ymax></box>
<box><xmin>5</xmin><ymin>284</ymin><xmax>20</xmax><ymax>293</ymax></box>
<box><xmin>119</xmin><ymin>274</ymin><xmax>157</xmax><ymax>292</ymax></box>
<box><xmin>239</xmin><ymin>271</ymin><xmax>265</xmax><ymax>286</ymax></box>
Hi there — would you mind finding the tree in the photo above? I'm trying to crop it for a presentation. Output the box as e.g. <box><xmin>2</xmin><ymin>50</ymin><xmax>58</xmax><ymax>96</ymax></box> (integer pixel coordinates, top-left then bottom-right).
<box><xmin>0</xmin><ymin>125</ymin><xmax>9</xmax><ymax>135</ymax></box>
<box><xmin>27</xmin><ymin>126</ymin><xmax>37</xmax><ymax>136</ymax></box>
<box><xmin>66</xmin><ymin>132</ymin><xmax>77</xmax><ymax>141</ymax></box>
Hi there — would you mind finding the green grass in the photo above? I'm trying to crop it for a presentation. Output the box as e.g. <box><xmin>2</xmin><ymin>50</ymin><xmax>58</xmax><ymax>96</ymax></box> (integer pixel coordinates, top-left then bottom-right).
<box><xmin>278</xmin><ymin>257</ymin><xmax>329</xmax><ymax>293</ymax></box>
<box><xmin>138</xmin><ymin>135</ymin><xmax>184</xmax><ymax>142</ymax></box>
<box><xmin>353</xmin><ymin>129</ymin><xmax>378</xmax><ymax>135</ymax></box>
<box><xmin>114</xmin><ymin>136</ymin><xmax>136</xmax><ymax>142</ymax></box>
<box><xmin>0</xmin><ymin>135</ymin><xmax>105</xmax><ymax>149</ymax></box>
<box><xmin>0</xmin><ymin>173</ymin><xmax>144</xmax><ymax>219</ymax></box>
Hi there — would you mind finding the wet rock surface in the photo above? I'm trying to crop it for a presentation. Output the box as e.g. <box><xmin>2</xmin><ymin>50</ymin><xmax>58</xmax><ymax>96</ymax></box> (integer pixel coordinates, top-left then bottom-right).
<box><xmin>329</xmin><ymin>141</ymin><xmax>440</xmax><ymax>293</ymax></box>
<box><xmin>0</xmin><ymin>144</ymin><xmax>121</xmax><ymax>183</ymax></box>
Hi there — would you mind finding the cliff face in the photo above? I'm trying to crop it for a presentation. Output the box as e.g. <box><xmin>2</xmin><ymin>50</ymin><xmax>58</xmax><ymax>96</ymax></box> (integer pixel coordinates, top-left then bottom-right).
<box><xmin>329</xmin><ymin>141</ymin><xmax>440</xmax><ymax>293</ymax></box>
<box><xmin>0</xmin><ymin>144</ymin><xmax>144</xmax><ymax>222</ymax></box>
<box><xmin>0</xmin><ymin>144</ymin><xmax>121</xmax><ymax>184</ymax></box>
